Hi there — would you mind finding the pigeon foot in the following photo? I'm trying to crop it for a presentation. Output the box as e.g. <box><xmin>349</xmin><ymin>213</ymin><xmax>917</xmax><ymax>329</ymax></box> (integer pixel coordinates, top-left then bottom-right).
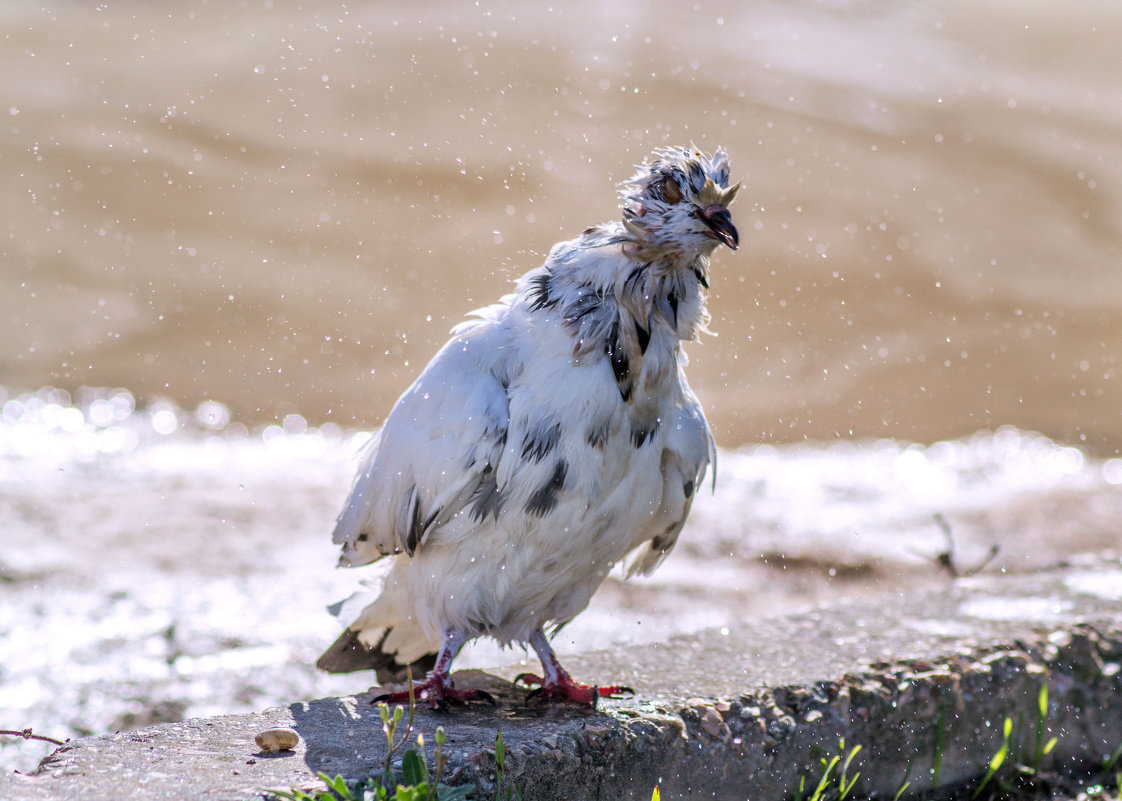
<box><xmin>371</xmin><ymin>677</ymin><xmax>496</xmax><ymax>711</ymax></box>
<box><xmin>515</xmin><ymin>672</ymin><xmax>634</xmax><ymax>706</ymax></box>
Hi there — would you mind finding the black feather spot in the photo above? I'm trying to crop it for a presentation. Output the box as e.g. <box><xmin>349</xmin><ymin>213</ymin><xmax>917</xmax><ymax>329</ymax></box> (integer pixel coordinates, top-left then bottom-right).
<box><xmin>525</xmin><ymin>459</ymin><xmax>567</xmax><ymax>517</ymax></box>
<box><xmin>404</xmin><ymin>492</ymin><xmax>424</xmax><ymax>556</ymax></box>
<box><xmin>693</xmin><ymin>268</ymin><xmax>709</xmax><ymax>290</ymax></box>
<box><xmin>521</xmin><ymin>420</ymin><xmax>562</xmax><ymax>463</ymax></box>
<box><xmin>561</xmin><ymin>284</ymin><xmax>604</xmax><ymax>327</ymax></box>
<box><xmin>668</xmin><ymin>291</ymin><xmax>679</xmax><ymax>329</ymax></box>
<box><xmin>635</xmin><ymin>319</ymin><xmax>650</xmax><ymax>354</ymax></box>
<box><xmin>470</xmin><ymin>465</ymin><xmax>505</xmax><ymax>522</ymax></box>
<box><xmin>631</xmin><ymin>418</ymin><xmax>661</xmax><ymax>448</ymax></box>
<box><xmin>605</xmin><ymin>320</ymin><xmax>632</xmax><ymax>402</ymax></box>
<box><xmin>624</xmin><ymin>265</ymin><xmax>647</xmax><ymax>293</ymax></box>
<box><xmin>528</xmin><ymin>272</ymin><xmax>558</xmax><ymax>312</ymax></box>
<box><xmin>586</xmin><ymin>420</ymin><xmax>610</xmax><ymax>449</ymax></box>
<box><xmin>683</xmin><ymin>479</ymin><xmax>695</xmax><ymax>498</ymax></box>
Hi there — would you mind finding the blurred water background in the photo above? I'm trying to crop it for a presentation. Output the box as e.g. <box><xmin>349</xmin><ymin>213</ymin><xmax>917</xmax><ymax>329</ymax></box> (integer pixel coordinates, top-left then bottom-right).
<box><xmin>2</xmin><ymin>0</ymin><xmax>1122</xmax><ymax>773</ymax></box>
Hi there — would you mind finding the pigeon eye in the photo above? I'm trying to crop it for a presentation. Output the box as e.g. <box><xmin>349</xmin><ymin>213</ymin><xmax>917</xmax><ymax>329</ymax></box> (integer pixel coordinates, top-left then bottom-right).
<box><xmin>661</xmin><ymin>179</ymin><xmax>682</xmax><ymax>204</ymax></box>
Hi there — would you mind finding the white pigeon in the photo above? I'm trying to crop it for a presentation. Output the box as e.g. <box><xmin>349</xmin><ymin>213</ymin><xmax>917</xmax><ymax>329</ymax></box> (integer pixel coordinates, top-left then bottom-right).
<box><xmin>318</xmin><ymin>145</ymin><xmax>739</xmax><ymax>707</ymax></box>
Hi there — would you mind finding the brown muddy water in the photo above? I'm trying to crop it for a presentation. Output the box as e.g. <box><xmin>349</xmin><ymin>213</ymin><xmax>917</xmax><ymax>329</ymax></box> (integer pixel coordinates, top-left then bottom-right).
<box><xmin>2</xmin><ymin>0</ymin><xmax>1122</xmax><ymax>776</ymax></box>
<box><xmin>3</xmin><ymin>0</ymin><xmax>1122</xmax><ymax>450</ymax></box>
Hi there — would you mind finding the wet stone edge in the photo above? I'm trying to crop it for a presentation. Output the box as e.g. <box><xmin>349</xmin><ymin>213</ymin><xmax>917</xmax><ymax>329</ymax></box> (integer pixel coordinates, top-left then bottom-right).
<box><xmin>449</xmin><ymin>623</ymin><xmax>1122</xmax><ymax>800</ymax></box>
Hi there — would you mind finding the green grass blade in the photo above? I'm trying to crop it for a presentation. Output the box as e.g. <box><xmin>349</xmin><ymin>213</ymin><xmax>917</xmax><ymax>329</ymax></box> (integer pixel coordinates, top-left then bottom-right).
<box><xmin>1105</xmin><ymin>744</ymin><xmax>1122</xmax><ymax>770</ymax></box>
<box><xmin>972</xmin><ymin>719</ymin><xmax>1011</xmax><ymax>799</ymax></box>
<box><xmin>842</xmin><ymin>744</ymin><xmax>862</xmax><ymax>774</ymax></box>
<box><xmin>933</xmin><ymin>706</ymin><xmax>946</xmax><ymax>788</ymax></box>
<box><xmin>989</xmin><ymin>741</ymin><xmax>1008</xmax><ymax>773</ymax></box>
<box><xmin>810</xmin><ymin>756</ymin><xmax>840</xmax><ymax>801</ymax></box>
<box><xmin>839</xmin><ymin>771</ymin><xmax>861</xmax><ymax>800</ymax></box>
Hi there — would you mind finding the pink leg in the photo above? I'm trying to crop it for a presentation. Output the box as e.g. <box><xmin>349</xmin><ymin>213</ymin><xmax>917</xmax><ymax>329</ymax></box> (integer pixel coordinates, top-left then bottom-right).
<box><xmin>371</xmin><ymin>630</ymin><xmax>495</xmax><ymax>710</ymax></box>
<box><xmin>516</xmin><ymin>629</ymin><xmax>634</xmax><ymax>706</ymax></box>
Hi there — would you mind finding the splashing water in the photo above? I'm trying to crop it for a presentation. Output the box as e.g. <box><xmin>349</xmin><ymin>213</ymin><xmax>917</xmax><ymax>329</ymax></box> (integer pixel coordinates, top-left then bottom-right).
<box><xmin>2</xmin><ymin>385</ymin><xmax>1120</xmax><ymax>771</ymax></box>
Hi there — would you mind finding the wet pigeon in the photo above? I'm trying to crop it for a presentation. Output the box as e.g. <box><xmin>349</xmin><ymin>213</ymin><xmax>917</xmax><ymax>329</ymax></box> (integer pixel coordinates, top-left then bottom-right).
<box><xmin>317</xmin><ymin>146</ymin><xmax>738</xmax><ymax>707</ymax></box>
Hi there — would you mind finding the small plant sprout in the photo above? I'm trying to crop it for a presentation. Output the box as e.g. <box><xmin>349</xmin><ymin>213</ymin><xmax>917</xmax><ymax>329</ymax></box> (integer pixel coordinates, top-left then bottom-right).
<box><xmin>1104</xmin><ymin>743</ymin><xmax>1122</xmax><ymax>791</ymax></box>
<box><xmin>491</xmin><ymin>729</ymin><xmax>523</xmax><ymax>801</ymax></box>
<box><xmin>776</xmin><ymin>688</ymin><xmax>1115</xmax><ymax>801</ymax></box>
<box><xmin>792</xmin><ymin>739</ymin><xmax>862</xmax><ymax>801</ymax></box>
<box><xmin>268</xmin><ymin>771</ymin><xmax>351</xmax><ymax>801</ymax></box>
<box><xmin>267</xmin><ymin>670</ymin><xmax>473</xmax><ymax>801</ymax></box>
<box><xmin>933</xmin><ymin>706</ymin><xmax>947</xmax><ymax>788</ymax></box>
<box><xmin>838</xmin><ymin>739</ymin><xmax>862</xmax><ymax>799</ymax></box>
<box><xmin>1030</xmin><ymin>683</ymin><xmax>1058</xmax><ymax>772</ymax></box>
<box><xmin>973</xmin><ymin>716</ymin><xmax>1013</xmax><ymax>799</ymax></box>
<box><xmin>377</xmin><ymin>667</ymin><xmax>419</xmax><ymax>789</ymax></box>
<box><xmin>808</xmin><ymin>756</ymin><xmax>840</xmax><ymax>801</ymax></box>
<box><xmin>433</xmin><ymin>726</ymin><xmax>448</xmax><ymax>790</ymax></box>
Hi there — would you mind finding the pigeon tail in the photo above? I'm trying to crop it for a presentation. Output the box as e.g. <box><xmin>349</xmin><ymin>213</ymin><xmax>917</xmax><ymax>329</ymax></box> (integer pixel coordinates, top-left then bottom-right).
<box><xmin>316</xmin><ymin>626</ymin><xmax>437</xmax><ymax>682</ymax></box>
<box><xmin>317</xmin><ymin>587</ymin><xmax>440</xmax><ymax>681</ymax></box>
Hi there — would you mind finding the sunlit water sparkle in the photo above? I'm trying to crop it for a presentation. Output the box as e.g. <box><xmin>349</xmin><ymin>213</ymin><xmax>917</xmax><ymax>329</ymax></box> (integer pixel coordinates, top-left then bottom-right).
<box><xmin>3</xmin><ymin>386</ymin><xmax>1121</xmax><ymax>772</ymax></box>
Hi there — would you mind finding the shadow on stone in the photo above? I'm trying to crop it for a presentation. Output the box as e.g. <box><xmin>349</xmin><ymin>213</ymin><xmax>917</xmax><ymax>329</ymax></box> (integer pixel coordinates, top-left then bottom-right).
<box><xmin>288</xmin><ymin>669</ymin><xmax>618</xmax><ymax>792</ymax></box>
<box><xmin>288</xmin><ymin>695</ymin><xmax>387</xmax><ymax>782</ymax></box>
<box><xmin>252</xmin><ymin>750</ymin><xmax>299</xmax><ymax>760</ymax></box>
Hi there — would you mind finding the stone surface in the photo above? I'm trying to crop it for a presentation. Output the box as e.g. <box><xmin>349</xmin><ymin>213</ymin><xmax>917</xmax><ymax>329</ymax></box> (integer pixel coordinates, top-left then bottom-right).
<box><xmin>4</xmin><ymin>562</ymin><xmax>1122</xmax><ymax>800</ymax></box>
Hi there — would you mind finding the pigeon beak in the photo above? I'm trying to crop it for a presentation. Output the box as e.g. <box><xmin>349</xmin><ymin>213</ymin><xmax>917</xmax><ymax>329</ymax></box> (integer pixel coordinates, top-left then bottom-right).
<box><xmin>701</xmin><ymin>205</ymin><xmax>739</xmax><ymax>250</ymax></box>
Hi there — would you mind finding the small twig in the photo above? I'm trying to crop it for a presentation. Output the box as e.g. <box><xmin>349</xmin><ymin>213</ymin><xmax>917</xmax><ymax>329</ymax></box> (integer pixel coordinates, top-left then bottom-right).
<box><xmin>931</xmin><ymin>513</ymin><xmax>958</xmax><ymax>577</ymax></box>
<box><xmin>388</xmin><ymin>665</ymin><xmax>417</xmax><ymax>761</ymax></box>
<box><xmin>0</xmin><ymin>728</ymin><xmax>65</xmax><ymax>746</ymax></box>
<box><xmin>932</xmin><ymin>513</ymin><xmax>999</xmax><ymax>578</ymax></box>
<box><xmin>377</xmin><ymin>667</ymin><xmax>419</xmax><ymax>789</ymax></box>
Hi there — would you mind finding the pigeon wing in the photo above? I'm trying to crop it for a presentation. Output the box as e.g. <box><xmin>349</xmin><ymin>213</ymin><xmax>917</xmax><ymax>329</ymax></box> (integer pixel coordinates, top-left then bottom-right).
<box><xmin>332</xmin><ymin>322</ymin><xmax>511</xmax><ymax>567</ymax></box>
<box><xmin>625</xmin><ymin>382</ymin><xmax>715</xmax><ymax>577</ymax></box>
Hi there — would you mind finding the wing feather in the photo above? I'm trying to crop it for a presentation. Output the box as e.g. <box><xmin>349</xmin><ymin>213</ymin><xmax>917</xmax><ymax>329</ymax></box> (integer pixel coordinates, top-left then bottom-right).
<box><xmin>333</xmin><ymin>322</ymin><xmax>512</xmax><ymax>566</ymax></box>
<box><xmin>625</xmin><ymin>380</ymin><xmax>714</xmax><ymax>577</ymax></box>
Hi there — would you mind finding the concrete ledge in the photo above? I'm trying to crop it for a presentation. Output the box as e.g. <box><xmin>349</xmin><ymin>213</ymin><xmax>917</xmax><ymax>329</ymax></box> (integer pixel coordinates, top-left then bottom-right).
<box><xmin>6</xmin><ymin>562</ymin><xmax>1122</xmax><ymax>800</ymax></box>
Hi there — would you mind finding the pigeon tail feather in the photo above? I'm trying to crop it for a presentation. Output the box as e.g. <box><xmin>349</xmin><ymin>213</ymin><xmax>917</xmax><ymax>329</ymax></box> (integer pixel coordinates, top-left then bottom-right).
<box><xmin>315</xmin><ymin>626</ymin><xmax>437</xmax><ymax>682</ymax></box>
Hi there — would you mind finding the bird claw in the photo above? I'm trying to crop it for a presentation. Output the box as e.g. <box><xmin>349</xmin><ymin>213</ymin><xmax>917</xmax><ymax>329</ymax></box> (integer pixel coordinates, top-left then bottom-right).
<box><xmin>369</xmin><ymin>679</ymin><xmax>495</xmax><ymax>710</ymax></box>
<box><xmin>518</xmin><ymin>674</ymin><xmax>634</xmax><ymax>706</ymax></box>
<box><xmin>603</xmin><ymin>685</ymin><xmax>636</xmax><ymax>697</ymax></box>
<box><xmin>514</xmin><ymin>672</ymin><xmax>545</xmax><ymax>688</ymax></box>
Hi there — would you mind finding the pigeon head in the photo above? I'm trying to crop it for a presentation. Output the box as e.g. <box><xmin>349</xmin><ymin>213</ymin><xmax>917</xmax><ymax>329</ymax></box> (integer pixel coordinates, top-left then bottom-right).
<box><xmin>619</xmin><ymin>145</ymin><xmax>740</xmax><ymax>260</ymax></box>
